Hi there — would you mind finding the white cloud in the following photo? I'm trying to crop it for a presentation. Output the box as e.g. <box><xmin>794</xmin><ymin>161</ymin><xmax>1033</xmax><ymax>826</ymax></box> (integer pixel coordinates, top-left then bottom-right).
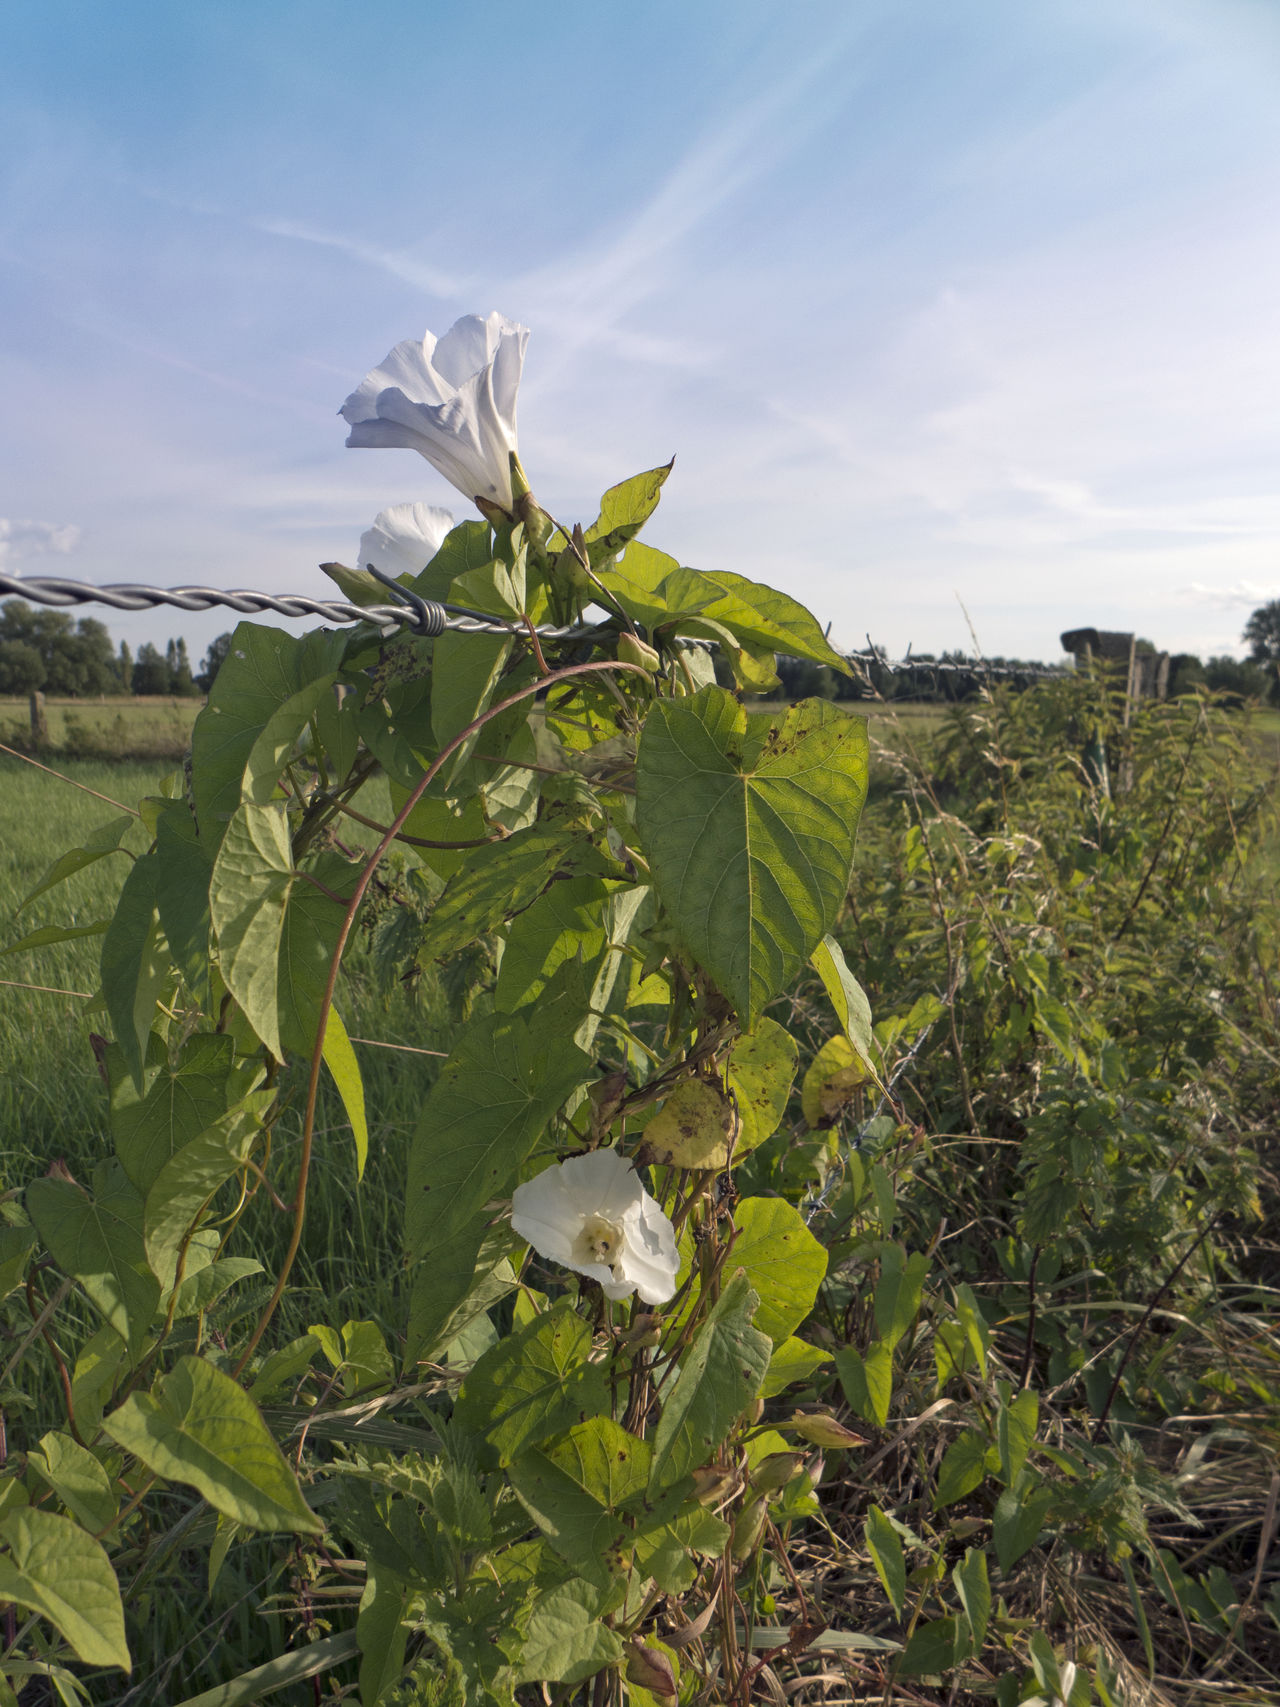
<box><xmin>0</xmin><ymin>518</ymin><xmax>81</xmax><ymax>566</ymax></box>
<box><xmin>1180</xmin><ymin>580</ymin><xmax>1280</xmax><ymax>610</ymax></box>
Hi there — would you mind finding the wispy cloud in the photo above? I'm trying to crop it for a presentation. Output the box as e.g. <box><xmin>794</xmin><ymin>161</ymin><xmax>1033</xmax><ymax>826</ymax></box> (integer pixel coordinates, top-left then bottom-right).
<box><xmin>128</xmin><ymin>177</ymin><xmax>466</xmax><ymax>304</ymax></box>
<box><xmin>0</xmin><ymin>519</ymin><xmax>81</xmax><ymax>567</ymax></box>
<box><xmin>506</xmin><ymin>19</ymin><xmax>870</xmax><ymax>373</ymax></box>
<box><xmin>250</xmin><ymin>217</ymin><xmax>466</xmax><ymax>300</ymax></box>
<box><xmin>1180</xmin><ymin>579</ymin><xmax>1280</xmax><ymax>610</ymax></box>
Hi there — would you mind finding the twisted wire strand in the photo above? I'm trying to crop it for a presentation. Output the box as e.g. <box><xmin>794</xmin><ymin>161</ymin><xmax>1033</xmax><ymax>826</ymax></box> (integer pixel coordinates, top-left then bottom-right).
<box><xmin>846</xmin><ymin>638</ymin><xmax>1064</xmax><ymax>683</ymax></box>
<box><xmin>0</xmin><ymin>570</ymin><xmax>1066</xmax><ymax>678</ymax></box>
<box><xmin>0</xmin><ymin>571</ymin><xmax>593</xmax><ymax>640</ymax></box>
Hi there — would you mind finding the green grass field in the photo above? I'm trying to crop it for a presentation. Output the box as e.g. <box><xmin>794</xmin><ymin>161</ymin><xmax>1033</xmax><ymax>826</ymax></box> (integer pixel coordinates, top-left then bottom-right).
<box><xmin>0</xmin><ymin>694</ymin><xmax>202</xmax><ymax>761</ymax></box>
<box><xmin>0</xmin><ymin>751</ymin><xmax>454</xmax><ymax>1342</ymax></box>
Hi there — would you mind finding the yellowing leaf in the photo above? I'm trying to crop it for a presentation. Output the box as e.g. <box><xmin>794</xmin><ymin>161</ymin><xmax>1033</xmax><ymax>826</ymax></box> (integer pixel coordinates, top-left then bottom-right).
<box><xmin>644</xmin><ymin>1078</ymin><xmax>740</xmax><ymax>1170</ymax></box>
<box><xmin>728</xmin><ymin>1019</ymin><xmax>798</xmax><ymax>1152</ymax></box>
<box><xmin>801</xmin><ymin>1033</ymin><xmax>869</xmax><ymax>1128</ymax></box>
<box><xmin>321</xmin><ymin>1007</ymin><xmax>368</xmax><ymax>1179</ymax></box>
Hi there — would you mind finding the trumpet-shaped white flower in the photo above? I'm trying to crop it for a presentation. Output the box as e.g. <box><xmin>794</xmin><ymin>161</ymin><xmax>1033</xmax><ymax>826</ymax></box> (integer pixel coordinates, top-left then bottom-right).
<box><xmin>358</xmin><ymin>502</ymin><xmax>454</xmax><ymax>582</ymax></box>
<box><xmin>340</xmin><ymin>311</ymin><xmax>528</xmax><ymax>511</ymax></box>
<box><xmin>511</xmin><ymin>1149</ymin><xmax>680</xmax><ymax>1305</ymax></box>
<box><xmin>1023</xmin><ymin>1662</ymin><xmax>1078</xmax><ymax>1707</ymax></box>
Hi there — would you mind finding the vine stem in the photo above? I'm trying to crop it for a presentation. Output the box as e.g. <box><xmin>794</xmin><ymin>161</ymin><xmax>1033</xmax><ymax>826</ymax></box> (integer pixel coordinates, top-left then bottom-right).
<box><xmin>233</xmin><ymin>658</ymin><xmax>649</xmax><ymax>1376</ymax></box>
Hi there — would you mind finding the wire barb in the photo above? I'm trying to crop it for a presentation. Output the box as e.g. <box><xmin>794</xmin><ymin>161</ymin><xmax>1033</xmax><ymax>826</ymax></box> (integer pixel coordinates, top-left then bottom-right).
<box><xmin>360</xmin><ymin>562</ymin><xmax>448</xmax><ymax>635</ymax></box>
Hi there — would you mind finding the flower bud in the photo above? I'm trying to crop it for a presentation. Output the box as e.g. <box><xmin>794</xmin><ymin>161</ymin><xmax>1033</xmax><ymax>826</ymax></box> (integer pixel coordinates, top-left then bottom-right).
<box><xmin>625</xmin><ymin>1639</ymin><xmax>677</xmax><ymax>1704</ymax></box>
<box><xmin>783</xmin><ymin>1410</ymin><xmax>868</xmax><ymax>1449</ymax></box>
<box><xmin>751</xmin><ymin>1451</ymin><xmax>804</xmax><ymax>1494</ymax></box>
<box><xmin>731</xmin><ymin>1494</ymin><xmax>768</xmax><ymax>1561</ymax></box>
<box><xmin>618</xmin><ymin>632</ymin><xmax>661</xmax><ymax>672</ymax></box>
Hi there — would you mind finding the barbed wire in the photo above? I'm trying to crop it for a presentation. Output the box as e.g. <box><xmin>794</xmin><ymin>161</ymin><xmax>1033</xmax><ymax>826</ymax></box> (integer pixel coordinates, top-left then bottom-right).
<box><xmin>0</xmin><ymin>570</ymin><xmax>1069</xmax><ymax>680</ymax></box>
<box><xmin>0</xmin><ymin>571</ymin><xmax>594</xmax><ymax>641</ymax></box>
<box><xmin>843</xmin><ymin>640</ymin><xmax>1065</xmax><ymax>686</ymax></box>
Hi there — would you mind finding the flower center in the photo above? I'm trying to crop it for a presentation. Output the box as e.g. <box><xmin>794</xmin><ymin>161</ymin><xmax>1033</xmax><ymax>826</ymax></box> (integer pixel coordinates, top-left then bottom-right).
<box><xmin>573</xmin><ymin>1214</ymin><xmax>625</xmax><ymax>1268</ymax></box>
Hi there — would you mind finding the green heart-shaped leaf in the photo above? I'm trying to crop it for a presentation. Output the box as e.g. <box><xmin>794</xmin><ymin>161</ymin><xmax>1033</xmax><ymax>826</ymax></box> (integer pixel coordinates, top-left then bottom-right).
<box><xmin>636</xmin><ymin>687</ymin><xmax>867</xmax><ymax>1024</ymax></box>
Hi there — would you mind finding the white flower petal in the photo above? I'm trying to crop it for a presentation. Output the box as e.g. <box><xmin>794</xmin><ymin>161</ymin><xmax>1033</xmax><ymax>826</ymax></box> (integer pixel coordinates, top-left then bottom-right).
<box><xmin>509</xmin><ymin>1149</ymin><xmax>679</xmax><ymax>1304</ymax></box>
<box><xmin>509</xmin><ymin>1206</ymin><xmax>577</xmax><ymax>1266</ymax></box>
<box><xmin>559</xmin><ymin>1149</ymin><xmax>645</xmax><ymax>1218</ymax></box>
<box><xmin>340</xmin><ymin>312</ymin><xmax>528</xmax><ymax>510</ymax></box>
<box><xmin>615</xmin><ymin>1245</ymin><xmax>679</xmax><ymax>1306</ymax></box>
<box><xmin>431</xmin><ymin>314</ymin><xmax>500</xmax><ymax>389</ymax></box>
<box><xmin>359</xmin><ymin>502</ymin><xmax>454</xmax><ymax>582</ymax></box>
<box><xmin>511</xmin><ymin>1169</ymin><xmax>580</xmax><ymax>1260</ymax></box>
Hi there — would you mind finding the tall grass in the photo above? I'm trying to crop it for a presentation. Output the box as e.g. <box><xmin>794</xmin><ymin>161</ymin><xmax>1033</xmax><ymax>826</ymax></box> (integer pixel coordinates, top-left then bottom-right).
<box><xmin>0</xmin><ymin>753</ymin><xmax>452</xmax><ymax>1339</ymax></box>
<box><xmin>0</xmin><ymin>697</ymin><xmax>202</xmax><ymax>762</ymax></box>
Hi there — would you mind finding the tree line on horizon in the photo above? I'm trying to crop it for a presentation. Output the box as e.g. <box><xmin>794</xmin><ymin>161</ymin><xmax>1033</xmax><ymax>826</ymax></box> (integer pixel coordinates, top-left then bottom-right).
<box><xmin>0</xmin><ymin>600</ymin><xmax>226</xmax><ymax>698</ymax></box>
<box><xmin>767</xmin><ymin>598</ymin><xmax>1280</xmax><ymax>705</ymax></box>
<box><xmin>2</xmin><ymin>594</ymin><xmax>1278</xmax><ymax>706</ymax></box>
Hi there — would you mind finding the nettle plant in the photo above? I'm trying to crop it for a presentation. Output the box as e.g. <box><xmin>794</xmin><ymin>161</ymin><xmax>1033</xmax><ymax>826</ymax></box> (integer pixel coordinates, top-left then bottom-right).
<box><xmin>4</xmin><ymin>314</ymin><xmax>875</xmax><ymax>1702</ymax></box>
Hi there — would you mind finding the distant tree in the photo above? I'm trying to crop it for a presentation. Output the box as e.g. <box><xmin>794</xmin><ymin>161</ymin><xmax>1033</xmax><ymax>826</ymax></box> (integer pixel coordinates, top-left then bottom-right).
<box><xmin>771</xmin><ymin>656</ymin><xmax>837</xmax><ymax>701</ymax></box>
<box><xmin>0</xmin><ymin>601</ymin><xmax>118</xmax><ymax>695</ymax></box>
<box><xmin>1203</xmin><ymin>655</ymin><xmax>1268</xmax><ymax>705</ymax></box>
<box><xmin>1167</xmin><ymin>653</ymin><xmax>1206</xmax><ymax>696</ymax></box>
<box><xmin>52</xmin><ymin>616</ymin><xmax>118</xmax><ymax>695</ymax></box>
<box><xmin>172</xmin><ymin>636</ymin><xmax>198</xmax><ymax>697</ymax></box>
<box><xmin>1243</xmin><ymin>599</ymin><xmax>1280</xmax><ymax>664</ymax></box>
<box><xmin>0</xmin><ymin>640</ymin><xmax>47</xmax><ymax>695</ymax></box>
<box><xmin>132</xmin><ymin>642</ymin><xmax>171</xmax><ymax>695</ymax></box>
<box><xmin>196</xmin><ymin>632</ymin><xmax>234</xmax><ymax>693</ymax></box>
<box><xmin>1243</xmin><ymin>600</ymin><xmax>1280</xmax><ymax>702</ymax></box>
<box><xmin>117</xmin><ymin>641</ymin><xmax>133</xmax><ymax>693</ymax></box>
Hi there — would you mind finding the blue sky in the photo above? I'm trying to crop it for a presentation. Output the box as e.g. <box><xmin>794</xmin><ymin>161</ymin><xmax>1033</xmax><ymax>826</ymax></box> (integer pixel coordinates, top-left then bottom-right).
<box><xmin>3</xmin><ymin>0</ymin><xmax>1279</xmax><ymax>667</ymax></box>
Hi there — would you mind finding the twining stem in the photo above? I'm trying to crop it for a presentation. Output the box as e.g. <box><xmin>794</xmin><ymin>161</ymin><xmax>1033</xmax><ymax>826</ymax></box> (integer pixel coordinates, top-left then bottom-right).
<box><xmin>233</xmin><ymin>658</ymin><xmax>651</xmax><ymax>1375</ymax></box>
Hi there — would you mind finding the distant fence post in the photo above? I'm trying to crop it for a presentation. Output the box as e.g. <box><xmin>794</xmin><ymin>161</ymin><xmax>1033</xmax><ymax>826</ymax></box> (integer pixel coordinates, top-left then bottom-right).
<box><xmin>1060</xmin><ymin>625</ymin><xmax>1173</xmax><ymax>800</ymax></box>
<box><xmin>1060</xmin><ymin>627</ymin><xmax>1169</xmax><ymax>711</ymax></box>
<box><xmin>29</xmin><ymin>692</ymin><xmax>48</xmax><ymax>745</ymax></box>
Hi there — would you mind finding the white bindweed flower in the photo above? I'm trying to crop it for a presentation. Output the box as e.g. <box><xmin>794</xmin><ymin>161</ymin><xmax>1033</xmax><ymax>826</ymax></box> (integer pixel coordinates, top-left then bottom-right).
<box><xmin>358</xmin><ymin>502</ymin><xmax>454</xmax><ymax>582</ymax></box>
<box><xmin>340</xmin><ymin>311</ymin><xmax>529</xmax><ymax>511</ymax></box>
<box><xmin>1023</xmin><ymin>1662</ymin><xmax>1078</xmax><ymax>1707</ymax></box>
<box><xmin>511</xmin><ymin>1149</ymin><xmax>680</xmax><ymax>1305</ymax></box>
